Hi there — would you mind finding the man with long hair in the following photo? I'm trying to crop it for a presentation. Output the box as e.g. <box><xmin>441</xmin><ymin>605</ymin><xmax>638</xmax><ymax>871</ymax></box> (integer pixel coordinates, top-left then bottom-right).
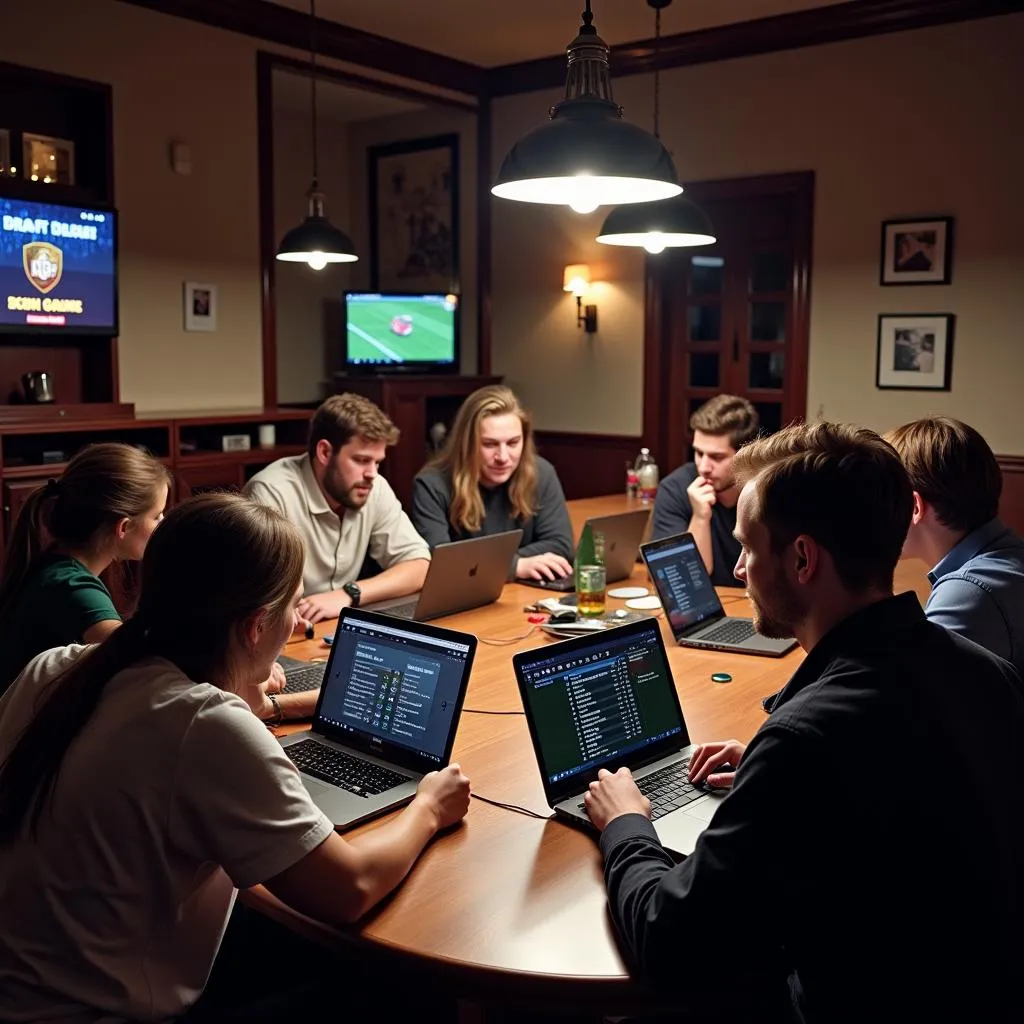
<box><xmin>586</xmin><ymin>422</ymin><xmax>1024</xmax><ymax>1024</ymax></box>
<box><xmin>412</xmin><ymin>385</ymin><xmax>574</xmax><ymax>581</ymax></box>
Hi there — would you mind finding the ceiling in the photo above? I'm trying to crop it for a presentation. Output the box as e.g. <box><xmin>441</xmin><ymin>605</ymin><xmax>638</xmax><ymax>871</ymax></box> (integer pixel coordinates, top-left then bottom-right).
<box><xmin>268</xmin><ymin>0</ymin><xmax>853</xmax><ymax>68</ymax></box>
<box><xmin>272</xmin><ymin>66</ymin><xmax>425</xmax><ymax>121</ymax></box>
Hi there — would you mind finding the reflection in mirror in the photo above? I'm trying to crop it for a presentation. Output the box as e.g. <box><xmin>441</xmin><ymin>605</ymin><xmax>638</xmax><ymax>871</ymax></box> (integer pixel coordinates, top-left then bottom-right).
<box><xmin>271</xmin><ymin>65</ymin><xmax>478</xmax><ymax>405</ymax></box>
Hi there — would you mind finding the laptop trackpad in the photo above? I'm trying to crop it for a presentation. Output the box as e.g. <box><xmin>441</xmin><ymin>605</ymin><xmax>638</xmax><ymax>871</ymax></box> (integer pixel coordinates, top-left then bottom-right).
<box><xmin>655</xmin><ymin>809</ymin><xmax>708</xmax><ymax>856</ymax></box>
<box><xmin>685</xmin><ymin>792</ymin><xmax>726</xmax><ymax>822</ymax></box>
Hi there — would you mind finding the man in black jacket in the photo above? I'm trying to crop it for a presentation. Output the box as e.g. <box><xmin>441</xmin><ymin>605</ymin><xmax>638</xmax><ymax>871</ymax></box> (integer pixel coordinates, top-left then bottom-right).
<box><xmin>586</xmin><ymin>422</ymin><xmax>1024</xmax><ymax>1024</ymax></box>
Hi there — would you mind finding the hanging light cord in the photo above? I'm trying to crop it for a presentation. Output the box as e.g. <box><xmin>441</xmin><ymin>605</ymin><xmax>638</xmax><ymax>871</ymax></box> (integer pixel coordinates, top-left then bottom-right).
<box><xmin>653</xmin><ymin>7</ymin><xmax>662</xmax><ymax>140</ymax></box>
<box><xmin>309</xmin><ymin>0</ymin><xmax>319</xmax><ymax>190</ymax></box>
<box><xmin>582</xmin><ymin>0</ymin><xmax>593</xmax><ymax>30</ymax></box>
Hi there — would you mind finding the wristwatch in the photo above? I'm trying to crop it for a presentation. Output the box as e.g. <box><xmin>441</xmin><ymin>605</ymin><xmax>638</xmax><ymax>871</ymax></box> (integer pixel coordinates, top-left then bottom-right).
<box><xmin>266</xmin><ymin>692</ymin><xmax>284</xmax><ymax>727</ymax></box>
<box><xmin>343</xmin><ymin>581</ymin><xmax>362</xmax><ymax>608</ymax></box>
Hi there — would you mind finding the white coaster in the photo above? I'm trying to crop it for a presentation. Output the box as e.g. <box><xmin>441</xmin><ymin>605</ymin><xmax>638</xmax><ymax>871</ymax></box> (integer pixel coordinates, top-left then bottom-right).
<box><xmin>625</xmin><ymin>595</ymin><xmax>662</xmax><ymax>610</ymax></box>
<box><xmin>607</xmin><ymin>586</ymin><xmax>649</xmax><ymax>600</ymax></box>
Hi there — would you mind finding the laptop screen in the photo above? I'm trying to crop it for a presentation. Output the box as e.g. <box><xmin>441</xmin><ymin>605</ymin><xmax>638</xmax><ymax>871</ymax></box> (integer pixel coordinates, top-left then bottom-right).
<box><xmin>317</xmin><ymin>610</ymin><xmax>473</xmax><ymax>765</ymax></box>
<box><xmin>643</xmin><ymin>534</ymin><xmax>725</xmax><ymax>635</ymax></box>
<box><xmin>515</xmin><ymin>620</ymin><xmax>687</xmax><ymax>787</ymax></box>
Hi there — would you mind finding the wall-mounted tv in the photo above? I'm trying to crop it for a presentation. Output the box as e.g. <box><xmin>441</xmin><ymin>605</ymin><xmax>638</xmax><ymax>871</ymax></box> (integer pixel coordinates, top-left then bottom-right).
<box><xmin>344</xmin><ymin>291</ymin><xmax>459</xmax><ymax>374</ymax></box>
<box><xmin>0</xmin><ymin>196</ymin><xmax>118</xmax><ymax>335</ymax></box>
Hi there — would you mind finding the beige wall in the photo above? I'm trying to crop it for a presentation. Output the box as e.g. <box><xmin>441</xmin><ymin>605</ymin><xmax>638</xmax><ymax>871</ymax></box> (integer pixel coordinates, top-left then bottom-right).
<box><xmin>273</xmin><ymin>93</ymin><xmax>355</xmax><ymax>404</ymax></box>
<box><xmin>347</xmin><ymin>107</ymin><xmax>478</xmax><ymax>374</ymax></box>
<box><xmin>490</xmin><ymin>14</ymin><xmax>1024</xmax><ymax>451</ymax></box>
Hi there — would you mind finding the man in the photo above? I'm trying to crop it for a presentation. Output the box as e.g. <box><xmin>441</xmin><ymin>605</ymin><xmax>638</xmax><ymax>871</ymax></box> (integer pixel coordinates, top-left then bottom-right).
<box><xmin>651</xmin><ymin>394</ymin><xmax>759</xmax><ymax>586</ymax></box>
<box><xmin>887</xmin><ymin>417</ymin><xmax>1024</xmax><ymax>678</ymax></box>
<box><xmin>245</xmin><ymin>394</ymin><xmax>429</xmax><ymax>623</ymax></box>
<box><xmin>586</xmin><ymin>422</ymin><xmax>1024</xmax><ymax>1024</ymax></box>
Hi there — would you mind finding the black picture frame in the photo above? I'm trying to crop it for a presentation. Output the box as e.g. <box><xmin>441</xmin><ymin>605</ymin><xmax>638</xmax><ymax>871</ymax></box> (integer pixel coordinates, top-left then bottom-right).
<box><xmin>879</xmin><ymin>216</ymin><xmax>953</xmax><ymax>286</ymax></box>
<box><xmin>367</xmin><ymin>133</ymin><xmax>459</xmax><ymax>294</ymax></box>
<box><xmin>875</xmin><ymin>313</ymin><xmax>955</xmax><ymax>391</ymax></box>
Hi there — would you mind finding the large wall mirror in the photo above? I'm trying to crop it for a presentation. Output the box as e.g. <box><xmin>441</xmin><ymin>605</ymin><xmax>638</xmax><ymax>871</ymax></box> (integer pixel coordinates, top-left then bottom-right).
<box><xmin>258</xmin><ymin>53</ymin><xmax>481</xmax><ymax>406</ymax></box>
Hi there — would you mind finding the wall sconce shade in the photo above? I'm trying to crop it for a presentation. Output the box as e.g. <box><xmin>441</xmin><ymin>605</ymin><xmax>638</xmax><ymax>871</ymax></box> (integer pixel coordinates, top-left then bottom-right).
<box><xmin>563</xmin><ymin>264</ymin><xmax>598</xmax><ymax>333</ymax></box>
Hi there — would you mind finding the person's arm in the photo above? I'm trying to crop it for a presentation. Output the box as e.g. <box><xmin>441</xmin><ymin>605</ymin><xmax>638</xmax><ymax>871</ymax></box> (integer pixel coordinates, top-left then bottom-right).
<box><xmin>516</xmin><ymin>461</ymin><xmax>574</xmax><ymax>562</ymax></box>
<box><xmin>265</xmin><ymin>764</ymin><xmax>470</xmax><ymax>925</ymax></box>
<box><xmin>925</xmin><ymin>577</ymin><xmax>1013</xmax><ymax>663</ymax></box>
<box><xmin>411</xmin><ymin>472</ymin><xmax>456</xmax><ymax>550</ymax></box>
<box><xmin>588</xmin><ymin>724</ymin><xmax>811</xmax><ymax>988</ymax></box>
<box><xmin>57</xmin><ymin>575</ymin><xmax>122</xmax><ymax>646</ymax></box>
<box><xmin>82</xmin><ymin>619</ymin><xmax>122</xmax><ymax>644</ymax></box>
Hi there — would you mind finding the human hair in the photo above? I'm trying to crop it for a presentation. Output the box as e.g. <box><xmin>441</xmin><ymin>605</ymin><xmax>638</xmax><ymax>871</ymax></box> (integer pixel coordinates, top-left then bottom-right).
<box><xmin>307</xmin><ymin>393</ymin><xmax>400</xmax><ymax>459</ymax></box>
<box><xmin>689</xmin><ymin>394</ymin><xmax>760</xmax><ymax>450</ymax></box>
<box><xmin>0</xmin><ymin>443</ymin><xmax>171</xmax><ymax>623</ymax></box>
<box><xmin>0</xmin><ymin>492</ymin><xmax>304</xmax><ymax>843</ymax></box>
<box><xmin>732</xmin><ymin>421</ymin><xmax>913</xmax><ymax>593</ymax></box>
<box><xmin>885</xmin><ymin>417</ymin><xmax>1001</xmax><ymax>534</ymax></box>
<box><xmin>429</xmin><ymin>385</ymin><xmax>538</xmax><ymax>533</ymax></box>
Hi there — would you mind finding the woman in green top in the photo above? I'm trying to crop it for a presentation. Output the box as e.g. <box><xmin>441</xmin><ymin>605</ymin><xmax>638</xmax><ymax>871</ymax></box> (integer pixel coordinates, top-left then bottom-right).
<box><xmin>0</xmin><ymin>442</ymin><xmax>171</xmax><ymax>694</ymax></box>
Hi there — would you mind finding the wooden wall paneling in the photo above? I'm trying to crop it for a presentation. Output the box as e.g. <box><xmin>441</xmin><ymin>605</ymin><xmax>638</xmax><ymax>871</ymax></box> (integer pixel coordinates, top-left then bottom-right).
<box><xmin>0</xmin><ymin>345</ymin><xmax>83</xmax><ymax>405</ymax></box>
<box><xmin>534</xmin><ymin>431</ymin><xmax>642</xmax><ymax>501</ymax></box>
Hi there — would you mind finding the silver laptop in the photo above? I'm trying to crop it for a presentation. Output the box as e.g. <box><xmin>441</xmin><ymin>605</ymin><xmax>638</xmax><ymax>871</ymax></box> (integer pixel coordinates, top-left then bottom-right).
<box><xmin>641</xmin><ymin>532</ymin><xmax>797</xmax><ymax>657</ymax></box>
<box><xmin>528</xmin><ymin>508</ymin><xmax>651</xmax><ymax>593</ymax></box>
<box><xmin>513</xmin><ymin>616</ymin><xmax>726</xmax><ymax>856</ymax></box>
<box><xmin>280</xmin><ymin>607</ymin><xmax>476</xmax><ymax>830</ymax></box>
<box><xmin>366</xmin><ymin>529</ymin><xmax>523</xmax><ymax>620</ymax></box>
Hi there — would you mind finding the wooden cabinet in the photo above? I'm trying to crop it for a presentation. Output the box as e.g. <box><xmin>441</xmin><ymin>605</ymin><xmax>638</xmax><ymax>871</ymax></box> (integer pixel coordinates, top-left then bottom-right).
<box><xmin>336</xmin><ymin>375</ymin><xmax>502</xmax><ymax>508</ymax></box>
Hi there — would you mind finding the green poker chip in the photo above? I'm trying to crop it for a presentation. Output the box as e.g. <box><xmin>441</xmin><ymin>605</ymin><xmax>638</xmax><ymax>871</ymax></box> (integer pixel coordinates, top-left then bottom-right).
<box><xmin>710</xmin><ymin>672</ymin><xmax>733</xmax><ymax>684</ymax></box>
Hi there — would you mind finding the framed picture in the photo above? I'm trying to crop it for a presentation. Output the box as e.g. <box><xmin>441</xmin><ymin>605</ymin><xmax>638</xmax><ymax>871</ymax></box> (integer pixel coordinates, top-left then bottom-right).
<box><xmin>183</xmin><ymin>282</ymin><xmax>217</xmax><ymax>332</ymax></box>
<box><xmin>880</xmin><ymin>216</ymin><xmax>953</xmax><ymax>285</ymax></box>
<box><xmin>876</xmin><ymin>313</ymin><xmax>955</xmax><ymax>391</ymax></box>
<box><xmin>22</xmin><ymin>133</ymin><xmax>75</xmax><ymax>185</ymax></box>
<box><xmin>368</xmin><ymin>133</ymin><xmax>459</xmax><ymax>292</ymax></box>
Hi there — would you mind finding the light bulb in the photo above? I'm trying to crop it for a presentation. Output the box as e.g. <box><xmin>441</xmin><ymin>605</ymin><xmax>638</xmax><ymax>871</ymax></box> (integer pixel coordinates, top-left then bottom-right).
<box><xmin>643</xmin><ymin>233</ymin><xmax>667</xmax><ymax>255</ymax></box>
<box><xmin>568</xmin><ymin>175</ymin><xmax>599</xmax><ymax>215</ymax></box>
<box><xmin>307</xmin><ymin>251</ymin><xmax>328</xmax><ymax>271</ymax></box>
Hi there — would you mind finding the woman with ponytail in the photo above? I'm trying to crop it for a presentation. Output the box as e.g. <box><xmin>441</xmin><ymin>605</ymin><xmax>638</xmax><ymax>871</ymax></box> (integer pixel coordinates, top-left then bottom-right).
<box><xmin>0</xmin><ymin>492</ymin><xmax>470</xmax><ymax>1021</ymax></box>
<box><xmin>0</xmin><ymin>441</ymin><xmax>171</xmax><ymax>693</ymax></box>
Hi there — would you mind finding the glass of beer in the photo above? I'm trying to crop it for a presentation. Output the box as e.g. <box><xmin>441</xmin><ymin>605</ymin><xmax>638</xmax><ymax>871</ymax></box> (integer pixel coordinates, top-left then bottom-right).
<box><xmin>576</xmin><ymin>564</ymin><xmax>606</xmax><ymax>618</ymax></box>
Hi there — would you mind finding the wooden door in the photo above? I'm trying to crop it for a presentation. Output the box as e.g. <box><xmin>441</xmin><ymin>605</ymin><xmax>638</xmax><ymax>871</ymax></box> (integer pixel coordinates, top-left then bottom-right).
<box><xmin>643</xmin><ymin>172</ymin><xmax>814</xmax><ymax>471</ymax></box>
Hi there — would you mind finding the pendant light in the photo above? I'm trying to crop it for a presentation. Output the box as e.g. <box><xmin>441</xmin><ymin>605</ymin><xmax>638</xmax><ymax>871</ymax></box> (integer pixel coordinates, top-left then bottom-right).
<box><xmin>491</xmin><ymin>1</ymin><xmax>682</xmax><ymax>213</ymax></box>
<box><xmin>596</xmin><ymin>0</ymin><xmax>716</xmax><ymax>252</ymax></box>
<box><xmin>275</xmin><ymin>0</ymin><xmax>357</xmax><ymax>269</ymax></box>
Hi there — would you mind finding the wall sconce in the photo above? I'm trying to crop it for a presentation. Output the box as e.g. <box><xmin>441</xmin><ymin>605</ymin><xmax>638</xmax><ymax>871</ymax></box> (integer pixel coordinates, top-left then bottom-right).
<box><xmin>562</xmin><ymin>264</ymin><xmax>598</xmax><ymax>333</ymax></box>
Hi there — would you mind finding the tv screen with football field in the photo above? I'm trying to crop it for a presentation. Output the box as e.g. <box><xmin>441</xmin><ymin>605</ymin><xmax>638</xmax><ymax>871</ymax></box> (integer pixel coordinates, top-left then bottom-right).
<box><xmin>345</xmin><ymin>292</ymin><xmax>457</xmax><ymax>369</ymax></box>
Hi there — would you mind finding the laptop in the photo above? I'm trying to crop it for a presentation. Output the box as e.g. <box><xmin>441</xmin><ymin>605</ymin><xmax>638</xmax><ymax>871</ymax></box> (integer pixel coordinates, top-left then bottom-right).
<box><xmin>278</xmin><ymin>654</ymin><xmax>326</xmax><ymax>694</ymax></box>
<box><xmin>280</xmin><ymin>607</ymin><xmax>476</xmax><ymax>830</ymax></box>
<box><xmin>526</xmin><ymin>508</ymin><xmax>651</xmax><ymax>593</ymax></box>
<box><xmin>640</xmin><ymin>532</ymin><xmax>797</xmax><ymax>657</ymax></box>
<box><xmin>513</xmin><ymin>616</ymin><xmax>726</xmax><ymax>856</ymax></box>
<box><xmin>366</xmin><ymin>529</ymin><xmax>523</xmax><ymax>620</ymax></box>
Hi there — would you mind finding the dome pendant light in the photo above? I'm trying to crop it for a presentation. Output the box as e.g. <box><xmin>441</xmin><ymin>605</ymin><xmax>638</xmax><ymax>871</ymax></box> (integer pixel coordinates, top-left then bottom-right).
<box><xmin>491</xmin><ymin>0</ymin><xmax>682</xmax><ymax>213</ymax></box>
<box><xmin>596</xmin><ymin>0</ymin><xmax>716</xmax><ymax>252</ymax></box>
<box><xmin>275</xmin><ymin>0</ymin><xmax>357</xmax><ymax>268</ymax></box>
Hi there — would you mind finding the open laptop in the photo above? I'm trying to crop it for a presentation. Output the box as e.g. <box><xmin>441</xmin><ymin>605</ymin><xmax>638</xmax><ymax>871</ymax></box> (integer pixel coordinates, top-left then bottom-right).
<box><xmin>526</xmin><ymin>508</ymin><xmax>651</xmax><ymax>593</ymax></box>
<box><xmin>640</xmin><ymin>532</ymin><xmax>797</xmax><ymax>657</ymax></box>
<box><xmin>513</xmin><ymin>616</ymin><xmax>726</xmax><ymax>856</ymax></box>
<box><xmin>280</xmin><ymin>607</ymin><xmax>476</xmax><ymax>830</ymax></box>
<box><xmin>366</xmin><ymin>529</ymin><xmax>522</xmax><ymax>620</ymax></box>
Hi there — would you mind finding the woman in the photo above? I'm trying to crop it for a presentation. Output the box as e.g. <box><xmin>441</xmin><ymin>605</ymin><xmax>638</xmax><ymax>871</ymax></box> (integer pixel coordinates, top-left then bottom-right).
<box><xmin>412</xmin><ymin>385</ymin><xmax>574</xmax><ymax>582</ymax></box>
<box><xmin>0</xmin><ymin>442</ymin><xmax>171</xmax><ymax>694</ymax></box>
<box><xmin>0</xmin><ymin>492</ymin><xmax>470</xmax><ymax>1021</ymax></box>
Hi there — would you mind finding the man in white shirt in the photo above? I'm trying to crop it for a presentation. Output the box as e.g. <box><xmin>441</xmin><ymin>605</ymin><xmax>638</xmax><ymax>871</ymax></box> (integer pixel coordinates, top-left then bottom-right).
<box><xmin>245</xmin><ymin>394</ymin><xmax>429</xmax><ymax>622</ymax></box>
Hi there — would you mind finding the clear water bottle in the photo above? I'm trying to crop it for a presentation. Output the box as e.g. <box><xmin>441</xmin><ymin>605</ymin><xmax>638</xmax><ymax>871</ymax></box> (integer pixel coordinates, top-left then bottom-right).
<box><xmin>635</xmin><ymin>448</ymin><xmax>659</xmax><ymax>504</ymax></box>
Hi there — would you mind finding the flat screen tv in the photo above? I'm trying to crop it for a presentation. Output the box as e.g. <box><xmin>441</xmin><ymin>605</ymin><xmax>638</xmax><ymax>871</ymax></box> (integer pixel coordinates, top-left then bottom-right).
<box><xmin>344</xmin><ymin>291</ymin><xmax>458</xmax><ymax>373</ymax></box>
<box><xmin>0</xmin><ymin>196</ymin><xmax>118</xmax><ymax>335</ymax></box>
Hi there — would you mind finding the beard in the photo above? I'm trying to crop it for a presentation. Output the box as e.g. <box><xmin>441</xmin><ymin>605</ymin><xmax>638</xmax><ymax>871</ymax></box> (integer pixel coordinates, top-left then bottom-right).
<box><xmin>323</xmin><ymin>464</ymin><xmax>371</xmax><ymax>510</ymax></box>
<box><xmin>748</xmin><ymin>574</ymin><xmax>805</xmax><ymax>639</ymax></box>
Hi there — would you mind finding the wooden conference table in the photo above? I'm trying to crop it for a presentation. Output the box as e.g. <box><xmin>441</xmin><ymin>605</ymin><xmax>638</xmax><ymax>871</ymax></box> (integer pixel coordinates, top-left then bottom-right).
<box><xmin>245</xmin><ymin>494</ymin><xmax>932</xmax><ymax>1010</ymax></box>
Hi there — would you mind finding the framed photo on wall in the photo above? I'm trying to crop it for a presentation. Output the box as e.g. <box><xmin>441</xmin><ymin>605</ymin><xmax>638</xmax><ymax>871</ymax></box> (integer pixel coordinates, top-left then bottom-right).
<box><xmin>22</xmin><ymin>133</ymin><xmax>75</xmax><ymax>185</ymax></box>
<box><xmin>880</xmin><ymin>216</ymin><xmax>953</xmax><ymax>286</ymax></box>
<box><xmin>876</xmin><ymin>313</ymin><xmax>955</xmax><ymax>391</ymax></box>
<box><xmin>183</xmin><ymin>282</ymin><xmax>217</xmax><ymax>332</ymax></box>
<box><xmin>368</xmin><ymin>133</ymin><xmax>459</xmax><ymax>293</ymax></box>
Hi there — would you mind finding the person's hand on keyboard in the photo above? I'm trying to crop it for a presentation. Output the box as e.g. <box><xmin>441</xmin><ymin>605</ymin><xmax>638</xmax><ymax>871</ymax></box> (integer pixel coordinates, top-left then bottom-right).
<box><xmin>516</xmin><ymin>552</ymin><xmax>573</xmax><ymax>581</ymax></box>
<box><xmin>264</xmin><ymin>661</ymin><xmax>286</xmax><ymax>694</ymax></box>
<box><xmin>297</xmin><ymin>589</ymin><xmax>350</xmax><ymax>623</ymax></box>
<box><xmin>414</xmin><ymin>764</ymin><xmax>471</xmax><ymax>831</ymax></box>
<box><xmin>688</xmin><ymin>740</ymin><xmax>745</xmax><ymax>789</ymax></box>
<box><xmin>584</xmin><ymin>767</ymin><xmax>651</xmax><ymax>831</ymax></box>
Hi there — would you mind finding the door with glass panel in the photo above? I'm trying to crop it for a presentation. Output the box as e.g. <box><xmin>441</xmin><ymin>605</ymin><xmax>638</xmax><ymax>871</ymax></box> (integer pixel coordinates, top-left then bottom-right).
<box><xmin>643</xmin><ymin>172</ymin><xmax>813</xmax><ymax>471</ymax></box>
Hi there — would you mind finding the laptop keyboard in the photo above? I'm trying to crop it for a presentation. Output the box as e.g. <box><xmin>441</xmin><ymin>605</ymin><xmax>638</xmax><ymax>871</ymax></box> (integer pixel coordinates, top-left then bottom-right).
<box><xmin>281</xmin><ymin>664</ymin><xmax>324</xmax><ymax>693</ymax></box>
<box><xmin>699</xmin><ymin>619</ymin><xmax>756</xmax><ymax>645</ymax></box>
<box><xmin>286</xmin><ymin>738</ymin><xmax>411</xmax><ymax>797</ymax></box>
<box><xmin>577</xmin><ymin>761</ymin><xmax>706</xmax><ymax>820</ymax></box>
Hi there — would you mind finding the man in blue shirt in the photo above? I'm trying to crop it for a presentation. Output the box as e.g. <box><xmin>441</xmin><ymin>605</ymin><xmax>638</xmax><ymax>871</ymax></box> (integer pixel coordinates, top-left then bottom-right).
<box><xmin>887</xmin><ymin>416</ymin><xmax>1024</xmax><ymax>677</ymax></box>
